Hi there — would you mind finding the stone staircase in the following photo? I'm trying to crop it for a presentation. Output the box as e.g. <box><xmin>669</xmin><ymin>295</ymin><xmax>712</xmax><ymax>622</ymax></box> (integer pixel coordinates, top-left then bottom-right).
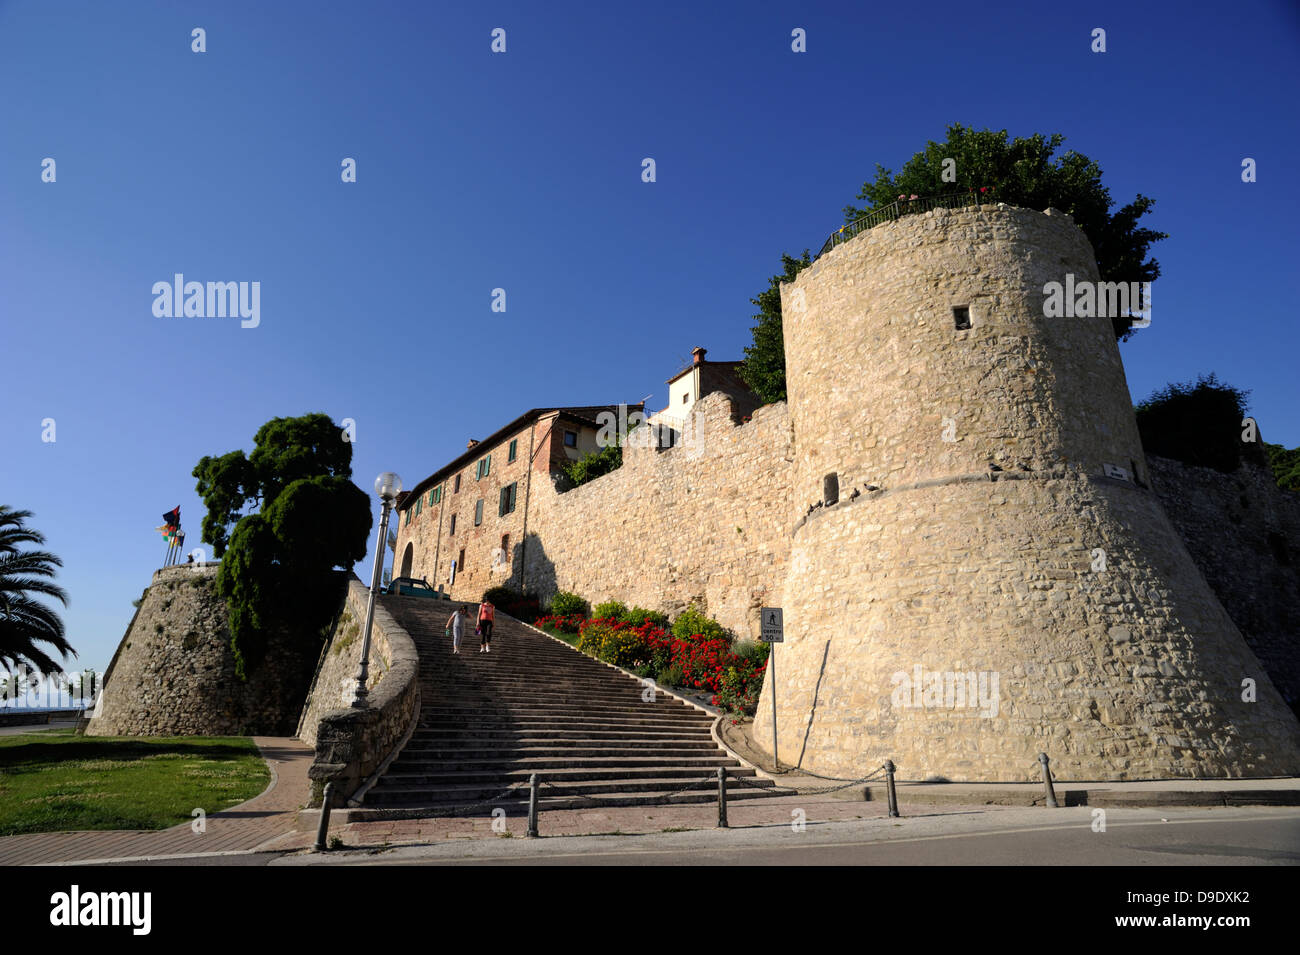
<box><xmin>350</xmin><ymin>598</ymin><xmax>789</xmax><ymax>818</ymax></box>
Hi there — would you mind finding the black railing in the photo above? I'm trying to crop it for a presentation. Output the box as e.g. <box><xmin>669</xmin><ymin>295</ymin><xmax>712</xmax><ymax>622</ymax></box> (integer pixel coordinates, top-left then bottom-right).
<box><xmin>814</xmin><ymin>189</ymin><xmax>998</xmax><ymax>261</ymax></box>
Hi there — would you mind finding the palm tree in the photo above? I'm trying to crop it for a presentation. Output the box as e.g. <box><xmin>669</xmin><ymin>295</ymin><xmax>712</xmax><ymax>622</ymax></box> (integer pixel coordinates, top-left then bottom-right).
<box><xmin>0</xmin><ymin>506</ymin><xmax>73</xmax><ymax>677</ymax></box>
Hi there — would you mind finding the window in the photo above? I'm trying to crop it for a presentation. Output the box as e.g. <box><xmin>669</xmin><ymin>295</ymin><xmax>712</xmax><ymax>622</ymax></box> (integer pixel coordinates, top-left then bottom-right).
<box><xmin>823</xmin><ymin>473</ymin><xmax>839</xmax><ymax>506</ymax></box>
<box><xmin>428</xmin><ymin>488</ymin><xmax>436</xmax><ymax>506</ymax></box>
<box><xmin>453</xmin><ymin>474</ymin><xmax>461</xmax><ymax>494</ymax></box>
<box><xmin>508</xmin><ymin>438</ymin><xmax>518</xmax><ymax>463</ymax></box>
<box><xmin>404</xmin><ymin>508</ymin><xmax>411</xmax><ymax>526</ymax></box>
<box><xmin>500</xmin><ymin>533</ymin><xmax>510</xmax><ymax>562</ymax></box>
<box><xmin>499</xmin><ymin>482</ymin><xmax>517</xmax><ymax>516</ymax></box>
<box><xmin>563</xmin><ymin>430</ymin><xmax>577</xmax><ymax>448</ymax></box>
<box><xmin>682</xmin><ymin>393</ymin><xmax>689</xmax><ymax>404</ymax></box>
<box><xmin>415</xmin><ymin>498</ymin><xmax>422</xmax><ymax>517</ymax></box>
<box><xmin>449</xmin><ymin>514</ymin><xmax>457</xmax><ymax>535</ymax></box>
<box><xmin>476</xmin><ymin>455</ymin><xmax>492</xmax><ymax>480</ymax></box>
<box><xmin>474</xmin><ymin>499</ymin><xmax>484</xmax><ymax>526</ymax></box>
<box><xmin>458</xmin><ymin>548</ymin><xmax>465</xmax><ymax>569</ymax></box>
<box><xmin>953</xmin><ymin>306</ymin><xmax>971</xmax><ymax>330</ymax></box>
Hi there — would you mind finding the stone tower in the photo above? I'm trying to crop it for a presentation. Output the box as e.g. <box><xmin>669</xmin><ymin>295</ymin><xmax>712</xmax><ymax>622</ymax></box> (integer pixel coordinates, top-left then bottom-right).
<box><xmin>754</xmin><ymin>203</ymin><xmax>1300</xmax><ymax>781</ymax></box>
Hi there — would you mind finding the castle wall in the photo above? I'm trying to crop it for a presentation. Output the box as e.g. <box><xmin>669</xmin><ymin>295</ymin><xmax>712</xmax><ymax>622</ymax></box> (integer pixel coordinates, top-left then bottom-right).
<box><xmin>1147</xmin><ymin>454</ymin><xmax>1300</xmax><ymax>717</ymax></box>
<box><xmin>520</xmin><ymin>392</ymin><xmax>793</xmax><ymax>638</ymax></box>
<box><xmin>87</xmin><ymin>565</ymin><xmax>337</xmax><ymax>737</ymax></box>
<box><xmin>758</xmin><ymin>204</ymin><xmax>1300</xmax><ymax>781</ymax></box>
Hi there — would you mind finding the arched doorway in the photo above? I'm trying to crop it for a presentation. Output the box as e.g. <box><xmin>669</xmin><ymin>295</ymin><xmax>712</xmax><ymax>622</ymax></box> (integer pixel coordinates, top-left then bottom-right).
<box><xmin>399</xmin><ymin>542</ymin><xmax>413</xmax><ymax>579</ymax></box>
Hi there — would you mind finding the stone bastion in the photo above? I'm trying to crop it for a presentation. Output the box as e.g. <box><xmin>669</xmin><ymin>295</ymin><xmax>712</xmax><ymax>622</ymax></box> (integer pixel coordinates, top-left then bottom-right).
<box><xmin>752</xmin><ymin>203</ymin><xmax>1300</xmax><ymax>782</ymax></box>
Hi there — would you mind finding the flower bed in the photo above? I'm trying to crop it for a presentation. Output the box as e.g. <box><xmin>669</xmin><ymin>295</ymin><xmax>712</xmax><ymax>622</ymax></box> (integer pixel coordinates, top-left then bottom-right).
<box><xmin>540</xmin><ymin>613</ymin><xmax>767</xmax><ymax>716</ymax></box>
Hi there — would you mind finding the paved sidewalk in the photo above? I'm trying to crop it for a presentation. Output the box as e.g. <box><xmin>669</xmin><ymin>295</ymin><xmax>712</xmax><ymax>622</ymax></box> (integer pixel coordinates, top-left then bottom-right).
<box><xmin>0</xmin><ymin>737</ymin><xmax>314</xmax><ymax>865</ymax></box>
<box><xmin>277</xmin><ymin>793</ymin><xmax>1004</xmax><ymax>851</ymax></box>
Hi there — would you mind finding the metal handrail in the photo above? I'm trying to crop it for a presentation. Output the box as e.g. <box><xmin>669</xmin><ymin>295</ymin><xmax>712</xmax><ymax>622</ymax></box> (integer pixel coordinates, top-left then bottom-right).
<box><xmin>814</xmin><ymin>189</ymin><xmax>997</xmax><ymax>261</ymax></box>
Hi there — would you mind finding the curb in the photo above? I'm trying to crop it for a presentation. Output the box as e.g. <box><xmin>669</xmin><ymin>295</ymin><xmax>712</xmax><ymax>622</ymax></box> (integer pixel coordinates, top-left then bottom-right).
<box><xmin>827</xmin><ymin>784</ymin><xmax>1300</xmax><ymax>809</ymax></box>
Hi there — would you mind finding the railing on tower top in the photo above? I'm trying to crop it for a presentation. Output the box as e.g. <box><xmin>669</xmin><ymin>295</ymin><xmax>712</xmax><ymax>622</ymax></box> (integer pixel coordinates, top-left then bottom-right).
<box><xmin>814</xmin><ymin>189</ymin><xmax>998</xmax><ymax>261</ymax></box>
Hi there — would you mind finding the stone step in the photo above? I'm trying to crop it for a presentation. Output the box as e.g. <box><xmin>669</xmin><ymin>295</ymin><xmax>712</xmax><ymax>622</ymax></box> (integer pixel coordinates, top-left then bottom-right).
<box><xmin>416</xmin><ymin>696</ymin><xmax>707</xmax><ymax>712</ymax></box>
<box><xmin>348</xmin><ymin>785</ymin><xmax>792</xmax><ymax>818</ymax></box>
<box><xmin>375</xmin><ymin>763</ymin><xmax>753</xmax><ymax>785</ymax></box>
<box><xmin>400</xmin><ymin>738</ymin><xmax>722</xmax><ymax>753</ymax></box>
<box><xmin>363</xmin><ymin>774</ymin><xmax>780</xmax><ymax>806</ymax></box>
<box><xmin>408</xmin><ymin>724</ymin><xmax>710</xmax><ymax>739</ymax></box>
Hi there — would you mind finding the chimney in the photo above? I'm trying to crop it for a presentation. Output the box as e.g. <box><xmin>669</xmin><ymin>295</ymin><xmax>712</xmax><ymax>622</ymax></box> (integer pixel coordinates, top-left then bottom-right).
<box><xmin>467</xmin><ymin>439</ymin><xmax>480</xmax><ymax>450</ymax></box>
<box><xmin>692</xmin><ymin>346</ymin><xmax>707</xmax><ymax>365</ymax></box>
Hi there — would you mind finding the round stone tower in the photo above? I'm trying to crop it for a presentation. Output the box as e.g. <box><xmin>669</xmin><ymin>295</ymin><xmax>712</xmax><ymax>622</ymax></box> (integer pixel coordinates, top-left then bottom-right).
<box><xmin>754</xmin><ymin>203</ymin><xmax>1300</xmax><ymax>781</ymax></box>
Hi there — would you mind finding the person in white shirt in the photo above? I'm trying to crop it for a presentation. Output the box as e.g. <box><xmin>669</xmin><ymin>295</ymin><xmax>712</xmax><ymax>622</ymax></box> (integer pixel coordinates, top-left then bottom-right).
<box><xmin>446</xmin><ymin>605</ymin><xmax>469</xmax><ymax>654</ymax></box>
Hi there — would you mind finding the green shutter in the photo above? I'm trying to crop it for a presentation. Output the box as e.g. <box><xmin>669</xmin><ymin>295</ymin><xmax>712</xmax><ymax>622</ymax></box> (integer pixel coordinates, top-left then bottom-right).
<box><xmin>486</xmin><ymin>454</ymin><xmax>492</xmax><ymax>476</ymax></box>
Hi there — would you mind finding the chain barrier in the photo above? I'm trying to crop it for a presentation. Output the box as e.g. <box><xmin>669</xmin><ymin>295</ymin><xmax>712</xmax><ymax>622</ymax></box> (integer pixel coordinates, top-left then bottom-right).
<box><xmin>729</xmin><ymin>763</ymin><xmax>887</xmax><ymax>797</ymax></box>
<box><xmin>537</xmin><ymin>775</ymin><xmax>716</xmax><ymax>804</ymax></box>
<box><xmin>388</xmin><ymin>780</ymin><xmax>533</xmax><ymax>819</ymax></box>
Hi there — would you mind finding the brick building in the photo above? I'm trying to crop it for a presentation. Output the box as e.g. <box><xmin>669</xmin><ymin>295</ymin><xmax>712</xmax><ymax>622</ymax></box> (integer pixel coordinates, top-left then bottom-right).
<box><xmin>393</xmin><ymin>404</ymin><xmax>632</xmax><ymax>598</ymax></box>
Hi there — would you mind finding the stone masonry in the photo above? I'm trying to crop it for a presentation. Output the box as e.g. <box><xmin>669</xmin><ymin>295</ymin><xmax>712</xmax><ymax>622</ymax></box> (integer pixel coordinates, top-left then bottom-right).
<box><xmin>393</xmin><ymin>203</ymin><xmax>1300</xmax><ymax>782</ymax></box>
<box><xmin>754</xmin><ymin>204</ymin><xmax>1300</xmax><ymax>781</ymax></box>
<box><xmin>87</xmin><ymin>564</ymin><xmax>335</xmax><ymax>737</ymax></box>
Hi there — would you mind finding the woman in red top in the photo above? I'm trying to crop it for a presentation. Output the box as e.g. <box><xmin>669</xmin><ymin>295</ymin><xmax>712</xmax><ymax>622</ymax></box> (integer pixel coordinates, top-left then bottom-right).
<box><xmin>477</xmin><ymin>601</ymin><xmax>495</xmax><ymax>653</ymax></box>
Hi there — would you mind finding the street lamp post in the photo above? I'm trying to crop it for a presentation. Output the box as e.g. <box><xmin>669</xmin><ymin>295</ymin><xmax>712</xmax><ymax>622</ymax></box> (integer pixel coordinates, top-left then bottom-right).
<box><xmin>354</xmin><ymin>471</ymin><xmax>402</xmax><ymax>708</ymax></box>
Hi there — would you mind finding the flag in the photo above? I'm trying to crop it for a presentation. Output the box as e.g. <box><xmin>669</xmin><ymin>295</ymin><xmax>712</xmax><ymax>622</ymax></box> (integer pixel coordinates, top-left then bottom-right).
<box><xmin>162</xmin><ymin>506</ymin><xmax>180</xmax><ymax>527</ymax></box>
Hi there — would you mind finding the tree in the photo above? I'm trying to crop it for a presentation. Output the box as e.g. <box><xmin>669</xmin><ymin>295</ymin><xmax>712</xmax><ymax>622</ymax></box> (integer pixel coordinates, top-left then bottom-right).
<box><xmin>1264</xmin><ymin>443</ymin><xmax>1300</xmax><ymax>492</ymax></box>
<box><xmin>740</xmin><ymin>126</ymin><xmax>1170</xmax><ymax>404</ymax></box>
<box><xmin>737</xmin><ymin>251</ymin><xmax>811</xmax><ymax>405</ymax></box>
<box><xmin>0</xmin><ymin>506</ymin><xmax>73</xmax><ymax>677</ymax></box>
<box><xmin>193</xmin><ymin>415</ymin><xmax>371</xmax><ymax>679</ymax></box>
<box><xmin>847</xmin><ymin>124</ymin><xmax>1166</xmax><ymax>340</ymax></box>
<box><xmin>563</xmin><ymin>443</ymin><xmax>623</xmax><ymax>488</ymax></box>
<box><xmin>1134</xmin><ymin>374</ymin><xmax>1263</xmax><ymax>474</ymax></box>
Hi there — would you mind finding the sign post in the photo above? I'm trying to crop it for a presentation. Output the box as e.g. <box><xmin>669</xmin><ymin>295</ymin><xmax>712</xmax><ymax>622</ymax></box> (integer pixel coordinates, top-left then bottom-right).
<box><xmin>760</xmin><ymin>607</ymin><xmax>784</xmax><ymax>770</ymax></box>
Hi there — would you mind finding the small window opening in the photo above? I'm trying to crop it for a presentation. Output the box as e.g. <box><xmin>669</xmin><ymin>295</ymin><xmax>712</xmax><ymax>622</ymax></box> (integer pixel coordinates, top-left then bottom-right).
<box><xmin>953</xmin><ymin>306</ymin><xmax>971</xmax><ymax>330</ymax></box>
<box><xmin>823</xmin><ymin>473</ymin><xmax>839</xmax><ymax>506</ymax></box>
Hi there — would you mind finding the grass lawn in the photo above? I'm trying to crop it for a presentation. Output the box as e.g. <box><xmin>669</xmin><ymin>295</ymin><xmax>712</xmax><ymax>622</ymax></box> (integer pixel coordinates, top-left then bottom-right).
<box><xmin>0</xmin><ymin>729</ymin><xmax>270</xmax><ymax>837</ymax></box>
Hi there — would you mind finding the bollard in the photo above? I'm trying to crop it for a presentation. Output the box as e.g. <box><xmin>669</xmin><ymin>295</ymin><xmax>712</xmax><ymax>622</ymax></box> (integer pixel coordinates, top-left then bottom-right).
<box><xmin>313</xmin><ymin>782</ymin><xmax>336</xmax><ymax>852</ymax></box>
<box><xmin>884</xmin><ymin>760</ymin><xmax>900</xmax><ymax>818</ymax></box>
<box><xmin>1038</xmin><ymin>752</ymin><xmax>1059</xmax><ymax>808</ymax></box>
<box><xmin>717</xmin><ymin>767</ymin><xmax>729</xmax><ymax>828</ymax></box>
<box><xmin>526</xmin><ymin>772</ymin><xmax>540</xmax><ymax>838</ymax></box>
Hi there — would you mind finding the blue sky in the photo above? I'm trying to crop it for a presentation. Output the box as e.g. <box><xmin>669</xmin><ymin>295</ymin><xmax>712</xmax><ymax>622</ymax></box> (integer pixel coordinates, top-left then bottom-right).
<box><xmin>2</xmin><ymin>0</ymin><xmax>1298</xmax><ymax>674</ymax></box>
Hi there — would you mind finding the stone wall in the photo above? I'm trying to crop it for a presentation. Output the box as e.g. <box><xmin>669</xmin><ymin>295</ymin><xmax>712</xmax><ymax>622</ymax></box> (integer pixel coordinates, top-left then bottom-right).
<box><xmin>299</xmin><ymin>578</ymin><xmax>420</xmax><ymax>805</ymax></box>
<box><xmin>87</xmin><ymin>564</ymin><xmax>337</xmax><ymax>737</ymax></box>
<box><xmin>520</xmin><ymin>391</ymin><xmax>794</xmax><ymax>639</ymax></box>
<box><xmin>1148</xmin><ymin>454</ymin><xmax>1300</xmax><ymax>717</ymax></box>
<box><xmin>755</xmin><ymin>204</ymin><xmax>1300</xmax><ymax>782</ymax></box>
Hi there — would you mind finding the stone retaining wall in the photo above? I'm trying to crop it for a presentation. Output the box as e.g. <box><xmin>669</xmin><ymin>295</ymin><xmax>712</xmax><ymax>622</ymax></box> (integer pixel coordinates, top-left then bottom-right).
<box><xmin>86</xmin><ymin>565</ymin><xmax>335</xmax><ymax>737</ymax></box>
<box><xmin>300</xmin><ymin>578</ymin><xmax>420</xmax><ymax>806</ymax></box>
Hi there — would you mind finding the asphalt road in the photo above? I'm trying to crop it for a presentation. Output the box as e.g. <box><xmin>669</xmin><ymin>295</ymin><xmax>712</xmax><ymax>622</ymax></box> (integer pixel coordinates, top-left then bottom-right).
<box><xmin>92</xmin><ymin>807</ymin><xmax>1300</xmax><ymax>866</ymax></box>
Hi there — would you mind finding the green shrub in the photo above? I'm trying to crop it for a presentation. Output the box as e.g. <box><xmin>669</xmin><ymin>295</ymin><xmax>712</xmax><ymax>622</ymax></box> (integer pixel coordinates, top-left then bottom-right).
<box><xmin>656</xmin><ymin>663</ymin><xmax>684</xmax><ymax>687</ymax></box>
<box><xmin>563</xmin><ymin>444</ymin><xmax>623</xmax><ymax>488</ymax></box>
<box><xmin>671</xmin><ymin>605</ymin><xmax>730</xmax><ymax>642</ymax></box>
<box><xmin>482</xmin><ymin>586</ymin><xmax>518</xmax><ymax>605</ymax></box>
<box><xmin>731</xmin><ymin>639</ymin><xmax>770</xmax><ymax>668</ymax></box>
<box><xmin>550</xmin><ymin>591</ymin><xmax>589</xmax><ymax>617</ymax></box>
<box><xmin>593</xmin><ymin>599</ymin><xmax>629</xmax><ymax>621</ymax></box>
<box><xmin>1135</xmin><ymin>373</ymin><xmax>1262</xmax><ymax>474</ymax></box>
<box><xmin>576</xmin><ymin>620</ymin><xmax>649</xmax><ymax>668</ymax></box>
<box><xmin>624</xmin><ymin>606</ymin><xmax>670</xmax><ymax>629</ymax></box>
